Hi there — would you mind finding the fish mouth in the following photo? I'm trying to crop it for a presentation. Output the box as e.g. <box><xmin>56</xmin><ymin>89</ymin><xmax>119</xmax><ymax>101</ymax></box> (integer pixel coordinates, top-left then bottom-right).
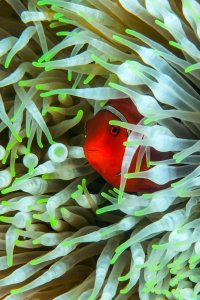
<box><xmin>84</xmin><ymin>148</ymin><xmax>97</xmax><ymax>153</ymax></box>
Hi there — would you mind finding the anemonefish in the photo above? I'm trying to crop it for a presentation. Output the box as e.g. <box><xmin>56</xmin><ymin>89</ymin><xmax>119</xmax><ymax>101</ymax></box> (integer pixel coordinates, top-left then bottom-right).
<box><xmin>83</xmin><ymin>98</ymin><xmax>169</xmax><ymax>192</ymax></box>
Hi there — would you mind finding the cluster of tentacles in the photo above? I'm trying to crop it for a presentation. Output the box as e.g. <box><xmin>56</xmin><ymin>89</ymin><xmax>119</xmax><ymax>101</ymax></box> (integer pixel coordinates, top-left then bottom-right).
<box><xmin>0</xmin><ymin>0</ymin><xmax>199</xmax><ymax>299</ymax></box>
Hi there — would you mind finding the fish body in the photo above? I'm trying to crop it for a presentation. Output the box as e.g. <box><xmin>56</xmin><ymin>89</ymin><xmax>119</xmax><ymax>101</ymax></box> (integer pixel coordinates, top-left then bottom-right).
<box><xmin>83</xmin><ymin>98</ymin><xmax>169</xmax><ymax>192</ymax></box>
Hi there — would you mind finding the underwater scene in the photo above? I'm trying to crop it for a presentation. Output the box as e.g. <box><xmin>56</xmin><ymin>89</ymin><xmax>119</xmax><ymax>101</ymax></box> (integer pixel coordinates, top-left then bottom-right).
<box><xmin>0</xmin><ymin>0</ymin><xmax>200</xmax><ymax>299</ymax></box>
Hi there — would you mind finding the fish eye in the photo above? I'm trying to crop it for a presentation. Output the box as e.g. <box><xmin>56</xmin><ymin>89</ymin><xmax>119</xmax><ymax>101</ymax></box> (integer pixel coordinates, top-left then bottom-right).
<box><xmin>110</xmin><ymin>125</ymin><xmax>120</xmax><ymax>136</ymax></box>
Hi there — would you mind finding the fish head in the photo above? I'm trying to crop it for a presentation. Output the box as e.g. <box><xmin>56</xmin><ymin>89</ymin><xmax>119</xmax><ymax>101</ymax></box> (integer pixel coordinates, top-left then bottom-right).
<box><xmin>84</xmin><ymin>109</ymin><xmax>127</xmax><ymax>178</ymax></box>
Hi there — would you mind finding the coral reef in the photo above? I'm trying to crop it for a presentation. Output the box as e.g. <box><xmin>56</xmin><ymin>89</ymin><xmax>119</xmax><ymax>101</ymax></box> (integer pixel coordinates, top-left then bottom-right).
<box><xmin>0</xmin><ymin>0</ymin><xmax>199</xmax><ymax>299</ymax></box>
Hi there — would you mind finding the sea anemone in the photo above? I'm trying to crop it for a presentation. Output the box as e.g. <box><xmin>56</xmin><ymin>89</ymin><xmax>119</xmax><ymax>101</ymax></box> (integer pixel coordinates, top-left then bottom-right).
<box><xmin>0</xmin><ymin>0</ymin><xmax>200</xmax><ymax>299</ymax></box>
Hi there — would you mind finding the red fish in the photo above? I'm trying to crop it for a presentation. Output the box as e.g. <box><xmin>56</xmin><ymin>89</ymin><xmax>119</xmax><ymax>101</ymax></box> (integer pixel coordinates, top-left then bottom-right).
<box><xmin>83</xmin><ymin>98</ymin><xmax>169</xmax><ymax>192</ymax></box>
